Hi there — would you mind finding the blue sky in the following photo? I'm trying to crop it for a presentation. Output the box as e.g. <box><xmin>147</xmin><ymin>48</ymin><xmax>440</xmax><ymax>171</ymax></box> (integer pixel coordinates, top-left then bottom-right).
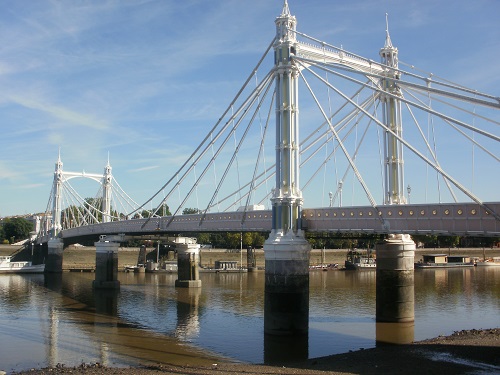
<box><xmin>1</xmin><ymin>0</ymin><xmax>499</xmax><ymax>217</ymax></box>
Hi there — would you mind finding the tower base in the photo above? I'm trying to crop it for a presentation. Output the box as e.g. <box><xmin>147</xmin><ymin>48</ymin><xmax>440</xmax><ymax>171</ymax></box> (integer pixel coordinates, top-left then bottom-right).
<box><xmin>175</xmin><ymin>238</ymin><xmax>202</xmax><ymax>288</ymax></box>
<box><xmin>264</xmin><ymin>230</ymin><xmax>311</xmax><ymax>335</ymax></box>
<box><xmin>45</xmin><ymin>238</ymin><xmax>64</xmax><ymax>273</ymax></box>
<box><xmin>376</xmin><ymin>234</ymin><xmax>415</xmax><ymax>323</ymax></box>
<box><xmin>93</xmin><ymin>240</ymin><xmax>120</xmax><ymax>290</ymax></box>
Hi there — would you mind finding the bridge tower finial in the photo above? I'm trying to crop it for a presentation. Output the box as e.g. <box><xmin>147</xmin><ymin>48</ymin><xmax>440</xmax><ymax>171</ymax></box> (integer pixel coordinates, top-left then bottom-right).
<box><xmin>281</xmin><ymin>0</ymin><xmax>290</xmax><ymax>16</ymax></box>
<box><xmin>384</xmin><ymin>13</ymin><xmax>393</xmax><ymax>49</ymax></box>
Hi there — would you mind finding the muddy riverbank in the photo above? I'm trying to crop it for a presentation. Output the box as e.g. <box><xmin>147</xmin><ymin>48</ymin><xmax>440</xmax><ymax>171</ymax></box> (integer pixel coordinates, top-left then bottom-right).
<box><xmin>11</xmin><ymin>328</ymin><xmax>500</xmax><ymax>374</ymax></box>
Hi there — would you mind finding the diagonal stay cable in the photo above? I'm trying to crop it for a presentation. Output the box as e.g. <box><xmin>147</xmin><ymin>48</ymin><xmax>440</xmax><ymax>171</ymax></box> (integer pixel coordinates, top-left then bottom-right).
<box><xmin>134</xmin><ymin>37</ymin><xmax>276</xmax><ymax>223</ymax></box>
<box><xmin>142</xmin><ymin>67</ymin><xmax>275</xmax><ymax>228</ymax></box>
<box><xmin>295</xmin><ymin>55</ymin><xmax>500</xmax><ymax>142</ymax></box>
<box><xmin>163</xmin><ymin>69</ymin><xmax>276</xmax><ymax>228</ymax></box>
<box><xmin>199</xmin><ymin>71</ymin><xmax>275</xmax><ymax>226</ymax></box>
<box><xmin>297</xmin><ymin>63</ymin><xmax>380</xmax><ymax>215</ymax></box>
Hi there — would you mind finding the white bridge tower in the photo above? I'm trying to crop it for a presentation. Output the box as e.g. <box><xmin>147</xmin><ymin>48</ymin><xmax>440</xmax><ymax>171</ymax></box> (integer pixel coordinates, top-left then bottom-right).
<box><xmin>380</xmin><ymin>16</ymin><xmax>405</xmax><ymax>204</ymax></box>
<box><xmin>50</xmin><ymin>154</ymin><xmax>114</xmax><ymax>237</ymax></box>
<box><xmin>376</xmin><ymin>17</ymin><xmax>416</xmax><ymax>326</ymax></box>
<box><xmin>263</xmin><ymin>0</ymin><xmax>311</xmax><ymax>336</ymax></box>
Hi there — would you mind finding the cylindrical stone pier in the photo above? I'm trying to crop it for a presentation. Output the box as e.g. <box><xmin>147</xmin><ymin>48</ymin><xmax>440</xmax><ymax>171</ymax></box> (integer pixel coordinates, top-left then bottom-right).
<box><xmin>264</xmin><ymin>232</ymin><xmax>310</xmax><ymax>335</ymax></box>
<box><xmin>93</xmin><ymin>240</ymin><xmax>120</xmax><ymax>290</ymax></box>
<box><xmin>375</xmin><ymin>234</ymin><xmax>415</xmax><ymax>323</ymax></box>
<box><xmin>174</xmin><ymin>238</ymin><xmax>201</xmax><ymax>288</ymax></box>
<box><xmin>45</xmin><ymin>238</ymin><xmax>64</xmax><ymax>273</ymax></box>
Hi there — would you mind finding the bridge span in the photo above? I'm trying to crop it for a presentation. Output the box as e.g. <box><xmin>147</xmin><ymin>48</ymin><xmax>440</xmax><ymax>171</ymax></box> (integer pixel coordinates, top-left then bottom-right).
<box><xmin>48</xmin><ymin>201</ymin><xmax>499</xmax><ymax>243</ymax></box>
<box><xmin>31</xmin><ymin>0</ymin><xmax>499</xmax><ymax>339</ymax></box>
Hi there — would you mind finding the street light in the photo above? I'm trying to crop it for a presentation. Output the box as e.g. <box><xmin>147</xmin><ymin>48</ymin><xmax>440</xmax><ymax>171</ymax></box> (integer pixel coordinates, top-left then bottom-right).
<box><xmin>329</xmin><ymin>191</ymin><xmax>333</xmax><ymax>207</ymax></box>
<box><xmin>338</xmin><ymin>180</ymin><xmax>343</xmax><ymax>207</ymax></box>
<box><xmin>407</xmin><ymin>184</ymin><xmax>411</xmax><ymax>204</ymax></box>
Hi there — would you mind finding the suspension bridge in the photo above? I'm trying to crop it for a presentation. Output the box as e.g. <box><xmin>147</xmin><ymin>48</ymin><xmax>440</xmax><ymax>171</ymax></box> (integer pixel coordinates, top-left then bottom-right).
<box><xmin>30</xmin><ymin>0</ymin><xmax>499</xmax><ymax>334</ymax></box>
<box><xmin>35</xmin><ymin>3</ymin><xmax>499</xmax><ymax>244</ymax></box>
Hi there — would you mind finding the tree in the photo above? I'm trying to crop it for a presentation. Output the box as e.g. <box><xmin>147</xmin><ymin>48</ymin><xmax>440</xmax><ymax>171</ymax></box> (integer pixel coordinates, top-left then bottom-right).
<box><xmin>141</xmin><ymin>210</ymin><xmax>152</xmax><ymax>218</ymax></box>
<box><xmin>225</xmin><ymin>233</ymin><xmax>241</xmax><ymax>249</ymax></box>
<box><xmin>2</xmin><ymin>217</ymin><xmax>33</xmax><ymax>243</ymax></box>
<box><xmin>197</xmin><ymin>232</ymin><xmax>211</xmax><ymax>245</ymax></box>
<box><xmin>84</xmin><ymin>197</ymin><xmax>103</xmax><ymax>222</ymax></box>
<box><xmin>438</xmin><ymin>235</ymin><xmax>460</xmax><ymax>248</ymax></box>
<box><xmin>61</xmin><ymin>205</ymin><xmax>84</xmax><ymax>227</ymax></box>
<box><xmin>0</xmin><ymin>224</ymin><xmax>5</xmax><ymax>243</ymax></box>
<box><xmin>413</xmin><ymin>234</ymin><xmax>438</xmax><ymax>248</ymax></box>
<box><xmin>242</xmin><ymin>232</ymin><xmax>254</xmax><ymax>247</ymax></box>
<box><xmin>182</xmin><ymin>207</ymin><xmax>199</xmax><ymax>215</ymax></box>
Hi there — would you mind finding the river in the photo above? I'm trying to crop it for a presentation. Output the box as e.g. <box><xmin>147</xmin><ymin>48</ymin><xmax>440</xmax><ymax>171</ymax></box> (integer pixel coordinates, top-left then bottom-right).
<box><xmin>1</xmin><ymin>267</ymin><xmax>499</xmax><ymax>372</ymax></box>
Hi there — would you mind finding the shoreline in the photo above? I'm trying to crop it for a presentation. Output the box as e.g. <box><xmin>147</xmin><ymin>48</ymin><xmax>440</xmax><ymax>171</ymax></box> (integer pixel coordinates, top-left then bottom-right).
<box><xmin>11</xmin><ymin>328</ymin><xmax>500</xmax><ymax>375</ymax></box>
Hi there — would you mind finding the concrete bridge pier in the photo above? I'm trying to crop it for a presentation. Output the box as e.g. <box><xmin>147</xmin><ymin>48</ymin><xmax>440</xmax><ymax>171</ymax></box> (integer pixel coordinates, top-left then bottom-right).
<box><xmin>264</xmin><ymin>231</ymin><xmax>311</xmax><ymax>335</ymax></box>
<box><xmin>93</xmin><ymin>238</ymin><xmax>120</xmax><ymax>290</ymax></box>
<box><xmin>45</xmin><ymin>238</ymin><xmax>64</xmax><ymax>273</ymax></box>
<box><xmin>375</xmin><ymin>234</ymin><xmax>415</xmax><ymax>323</ymax></box>
<box><xmin>174</xmin><ymin>237</ymin><xmax>201</xmax><ymax>288</ymax></box>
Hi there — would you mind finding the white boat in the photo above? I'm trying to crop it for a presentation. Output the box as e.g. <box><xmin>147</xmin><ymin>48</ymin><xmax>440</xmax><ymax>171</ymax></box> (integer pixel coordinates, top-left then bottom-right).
<box><xmin>476</xmin><ymin>257</ymin><xmax>500</xmax><ymax>267</ymax></box>
<box><xmin>345</xmin><ymin>250</ymin><xmax>376</xmax><ymax>270</ymax></box>
<box><xmin>0</xmin><ymin>256</ymin><xmax>45</xmax><ymax>274</ymax></box>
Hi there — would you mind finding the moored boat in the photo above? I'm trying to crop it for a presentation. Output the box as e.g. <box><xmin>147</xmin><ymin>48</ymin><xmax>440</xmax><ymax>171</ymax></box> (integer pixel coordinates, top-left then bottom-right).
<box><xmin>345</xmin><ymin>249</ymin><xmax>376</xmax><ymax>270</ymax></box>
<box><xmin>415</xmin><ymin>254</ymin><xmax>474</xmax><ymax>269</ymax></box>
<box><xmin>0</xmin><ymin>256</ymin><xmax>45</xmax><ymax>274</ymax></box>
<box><xmin>476</xmin><ymin>257</ymin><xmax>500</xmax><ymax>267</ymax></box>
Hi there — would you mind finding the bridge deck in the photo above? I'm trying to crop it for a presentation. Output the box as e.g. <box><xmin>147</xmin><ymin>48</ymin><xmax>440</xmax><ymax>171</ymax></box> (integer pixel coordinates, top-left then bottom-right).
<box><xmin>40</xmin><ymin>202</ymin><xmax>499</xmax><ymax>244</ymax></box>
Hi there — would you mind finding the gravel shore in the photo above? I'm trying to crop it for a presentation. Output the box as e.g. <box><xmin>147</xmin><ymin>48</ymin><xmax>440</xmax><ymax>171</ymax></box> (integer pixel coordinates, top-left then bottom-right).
<box><xmin>12</xmin><ymin>328</ymin><xmax>500</xmax><ymax>375</ymax></box>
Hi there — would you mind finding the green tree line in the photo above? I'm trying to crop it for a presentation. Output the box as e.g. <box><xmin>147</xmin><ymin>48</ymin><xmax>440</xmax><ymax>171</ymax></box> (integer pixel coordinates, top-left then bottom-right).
<box><xmin>0</xmin><ymin>217</ymin><xmax>34</xmax><ymax>244</ymax></box>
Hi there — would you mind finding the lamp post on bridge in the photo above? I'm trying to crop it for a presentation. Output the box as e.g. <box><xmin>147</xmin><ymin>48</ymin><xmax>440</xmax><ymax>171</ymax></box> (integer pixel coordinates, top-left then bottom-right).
<box><xmin>407</xmin><ymin>184</ymin><xmax>411</xmax><ymax>204</ymax></box>
<box><xmin>338</xmin><ymin>180</ymin><xmax>343</xmax><ymax>207</ymax></box>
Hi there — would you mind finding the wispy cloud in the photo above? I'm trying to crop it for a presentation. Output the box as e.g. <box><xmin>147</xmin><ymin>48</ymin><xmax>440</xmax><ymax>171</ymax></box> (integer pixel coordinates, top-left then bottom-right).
<box><xmin>0</xmin><ymin>162</ymin><xmax>21</xmax><ymax>182</ymax></box>
<box><xmin>4</xmin><ymin>93</ymin><xmax>109</xmax><ymax>131</ymax></box>
<box><xmin>129</xmin><ymin>165</ymin><xmax>160</xmax><ymax>173</ymax></box>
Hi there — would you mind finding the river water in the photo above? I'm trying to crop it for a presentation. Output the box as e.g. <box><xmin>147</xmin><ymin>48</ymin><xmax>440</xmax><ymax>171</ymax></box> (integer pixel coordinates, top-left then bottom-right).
<box><xmin>1</xmin><ymin>267</ymin><xmax>499</xmax><ymax>372</ymax></box>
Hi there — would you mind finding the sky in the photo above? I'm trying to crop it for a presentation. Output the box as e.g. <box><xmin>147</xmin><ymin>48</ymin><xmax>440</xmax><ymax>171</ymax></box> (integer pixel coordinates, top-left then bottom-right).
<box><xmin>0</xmin><ymin>0</ymin><xmax>499</xmax><ymax>217</ymax></box>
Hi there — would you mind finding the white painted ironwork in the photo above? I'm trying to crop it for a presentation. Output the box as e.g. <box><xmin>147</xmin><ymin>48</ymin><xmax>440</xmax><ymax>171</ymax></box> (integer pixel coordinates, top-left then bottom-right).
<box><xmin>270</xmin><ymin>0</ymin><xmax>303</xmax><ymax>235</ymax></box>
<box><xmin>35</xmin><ymin>2</ymin><xmax>499</xmax><ymax>245</ymax></box>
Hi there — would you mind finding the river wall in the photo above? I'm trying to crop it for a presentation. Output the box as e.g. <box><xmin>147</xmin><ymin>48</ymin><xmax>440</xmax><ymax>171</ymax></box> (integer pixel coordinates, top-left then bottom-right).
<box><xmin>2</xmin><ymin>244</ymin><xmax>499</xmax><ymax>271</ymax></box>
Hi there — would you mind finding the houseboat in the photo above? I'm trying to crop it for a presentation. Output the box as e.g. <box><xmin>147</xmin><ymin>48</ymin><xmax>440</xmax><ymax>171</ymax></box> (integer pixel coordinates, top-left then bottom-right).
<box><xmin>0</xmin><ymin>256</ymin><xmax>45</xmax><ymax>274</ymax></box>
<box><xmin>415</xmin><ymin>254</ymin><xmax>474</xmax><ymax>268</ymax></box>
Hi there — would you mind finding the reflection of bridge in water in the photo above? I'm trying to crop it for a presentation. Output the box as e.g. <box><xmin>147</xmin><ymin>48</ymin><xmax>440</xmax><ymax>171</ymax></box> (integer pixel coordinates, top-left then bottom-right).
<box><xmin>30</xmin><ymin>0</ymin><xmax>498</xmax><ymax>350</ymax></box>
